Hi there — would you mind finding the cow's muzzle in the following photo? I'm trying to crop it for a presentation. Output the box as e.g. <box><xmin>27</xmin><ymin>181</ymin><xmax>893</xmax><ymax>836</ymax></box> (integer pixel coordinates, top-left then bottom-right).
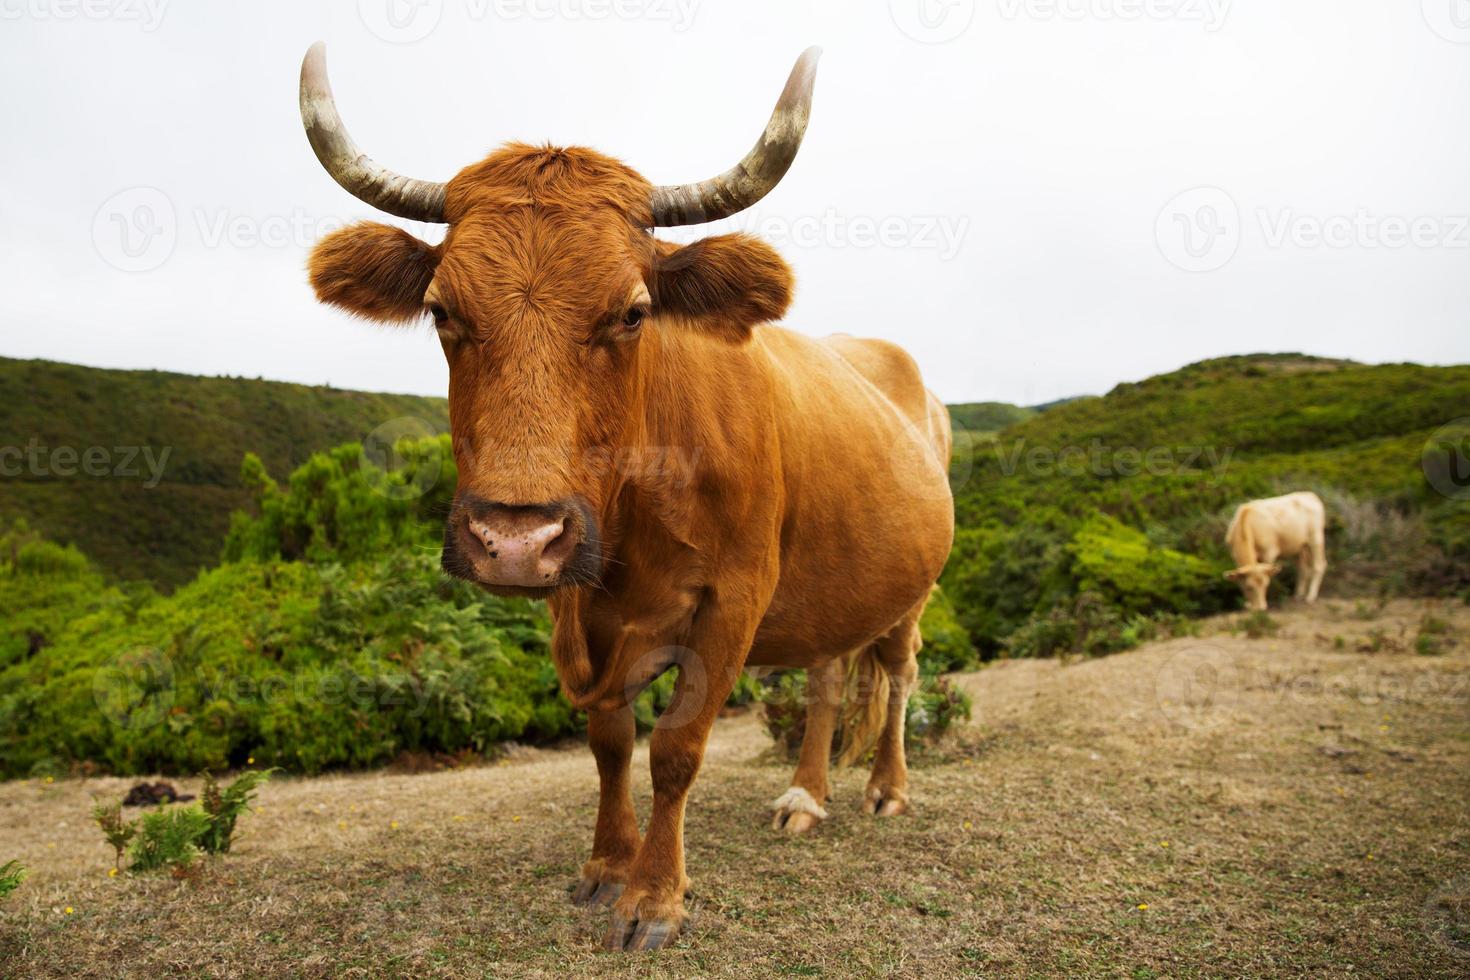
<box><xmin>442</xmin><ymin>494</ymin><xmax>603</xmax><ymax>597</ymax></box>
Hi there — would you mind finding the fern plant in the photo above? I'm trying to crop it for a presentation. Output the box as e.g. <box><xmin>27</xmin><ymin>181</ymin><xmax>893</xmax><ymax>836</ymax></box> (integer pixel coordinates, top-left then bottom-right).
<box><xmin>128</xmin><ymin>806</ymin><xmax>213</xmax><ymax>872</ymax></box>
<box><xmin>92</xmin><ymin>801</ymin><xmax>137</xmax><ymax>871</ymax></box>
<box><xmin>0</xmin><ymin>860</ymin><xmax>25</xmax><ymax>900</ymax></box>
<box><xmin>198</xmin><ymin>769</ymin><xmax>275</xmax><ymax>854</ymax></box>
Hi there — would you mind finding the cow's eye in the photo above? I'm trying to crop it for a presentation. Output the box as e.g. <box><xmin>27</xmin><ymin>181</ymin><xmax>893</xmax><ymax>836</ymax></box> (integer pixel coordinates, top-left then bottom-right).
<box><xmin>622</xmin><ymin>306</ymin><xmax>647</xmax><ymax>331</ymax></box>
<box><xmin>428</xmin><ymin>303</ymin><xmax>449</xmax><ymax>326</ymax></box>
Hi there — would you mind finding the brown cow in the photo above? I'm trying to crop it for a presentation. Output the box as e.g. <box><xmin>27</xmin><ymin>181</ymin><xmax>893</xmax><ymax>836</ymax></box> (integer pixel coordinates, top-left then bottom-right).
<box><xmin>1224</xmin><ymin>491</ymin><xmax>1327</xmax><ymax>610</ymax></box>
<box><xmin>297</xmin><ymin>44</ymin><xmax>954</xmax><ymax>951</ymax></box>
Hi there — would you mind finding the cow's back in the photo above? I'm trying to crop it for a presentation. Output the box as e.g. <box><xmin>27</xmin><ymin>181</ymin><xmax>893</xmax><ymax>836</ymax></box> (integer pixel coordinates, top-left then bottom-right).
<box><xmin>1230</xmin><ymin>491</ymin><xmax>1325</xmax><ymax>562</ymax></box>
<box><xmin>743</xmin><ymin>327</ymin><xmax>954</xmax><ymax>666</ymax></box>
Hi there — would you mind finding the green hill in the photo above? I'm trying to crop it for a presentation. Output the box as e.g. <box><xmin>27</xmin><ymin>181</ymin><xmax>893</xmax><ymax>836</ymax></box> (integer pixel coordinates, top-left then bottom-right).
<box><xmin>943</xmin><ymin>354</ymin><xmax>1470</xmax><ymax>655</ymax></box>
<box><xmin>948</xmin><ymin>401</ymin><xmax>1036</xmax><ymax>434</ymax></box>
<box><xmin>0</xmin><ymin>358</ymin><xmax>448</xmax><ymax>586</ymax></box>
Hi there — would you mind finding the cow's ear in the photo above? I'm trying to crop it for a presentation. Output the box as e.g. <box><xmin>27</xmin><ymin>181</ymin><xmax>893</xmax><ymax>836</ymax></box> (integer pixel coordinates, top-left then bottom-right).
<box><xmin>651</xmin><ymin>234</ymin><xmax>793</xmax><ymax>342</ymax></box>
<box><xmin>309</xmin><ymin>221</ymin><xmax>439</xmax><ymax>323</ymax></box>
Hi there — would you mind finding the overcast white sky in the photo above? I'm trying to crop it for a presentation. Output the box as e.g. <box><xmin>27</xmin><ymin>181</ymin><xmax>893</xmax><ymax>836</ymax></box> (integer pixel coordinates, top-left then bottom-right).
<box><xmin>2</xmin><ymin>0</ymin><xmax>1468</xmax><ymax>406</ymax></box>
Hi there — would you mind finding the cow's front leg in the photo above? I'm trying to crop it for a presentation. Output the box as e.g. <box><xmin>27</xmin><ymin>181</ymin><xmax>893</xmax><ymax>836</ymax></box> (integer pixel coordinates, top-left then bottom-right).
<box><xmin>602</xmin><ymin>640</ymin><xmax>748</xmax><ymax>951</ymax></box>
<box><xmin>572</xmin><ymin>705</ymin><xmax>640</xmax><ymax>907</ymax></box>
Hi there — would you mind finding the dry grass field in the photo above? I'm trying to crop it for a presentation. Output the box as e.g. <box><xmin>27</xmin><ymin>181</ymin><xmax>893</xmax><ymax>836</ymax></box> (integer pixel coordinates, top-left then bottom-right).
<box><xmin>1</xmin><ymin>599</ymin><xmax>1468</xmax><ymax>977</ymax></box>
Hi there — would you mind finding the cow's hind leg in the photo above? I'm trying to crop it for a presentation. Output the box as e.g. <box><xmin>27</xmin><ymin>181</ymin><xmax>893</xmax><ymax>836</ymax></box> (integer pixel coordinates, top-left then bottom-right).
<box><xmin>571</xmin><ymin>705</ymin><xmax>640</xmax><ymax>907</ymax></box>
<box><xmin>771</xmin><ymin>656</ymin><xmax>845</xmax><ymax>835</ymax></box>
<box><xmin>1307</xmin><ymin>532</ymin><xmax>1328</xmax><ymax>602</ymax></box>
<box><xmin>861</xmin><ymin>602</ymin><xmax>924</xmax><ymax>817</ymax></box>
<box><xmin>1294</xmin><ymin>549</ymin><xmax>1312</xmax><ymax>600</ymax></box>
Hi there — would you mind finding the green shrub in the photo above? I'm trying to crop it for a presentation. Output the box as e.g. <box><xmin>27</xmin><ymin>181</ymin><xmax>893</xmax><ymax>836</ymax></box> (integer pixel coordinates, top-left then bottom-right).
<box><xmin>1416</xmin><ymin>614</ymin><xmax>1454</xmax><ymax>656</ymax></box>
<box><xmin>758</xmin><ymin>667</ymin><xmax>972</xmax><ymax>763</ymax></box>
<box><xmin>128</xmin><ymin>805</ymin><xmax>214</xmax><ymax>872</ymax></box>
<box><xmin>1238</xmin><ymin>611</ymin><xmax>1280</xmax><ymax>639</ymax></box>
<box><xmin>0</xmin><ymin>860</ymin><xmax>25</xmax><ymax>900</ymax></box>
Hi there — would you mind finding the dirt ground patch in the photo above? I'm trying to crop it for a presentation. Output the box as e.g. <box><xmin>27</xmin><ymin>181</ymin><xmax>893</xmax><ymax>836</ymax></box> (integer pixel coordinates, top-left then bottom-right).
<box><xmin>1</xmin><ymin>599</ymin><xmax>1467</xmax><ymax>977</ymax></box>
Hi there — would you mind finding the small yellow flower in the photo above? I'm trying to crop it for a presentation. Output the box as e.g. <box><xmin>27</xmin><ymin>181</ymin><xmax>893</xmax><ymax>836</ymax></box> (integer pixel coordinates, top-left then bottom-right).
<box><xmin>337</xmin><ymin>820</ymin><xmax>347</xmax><ymax>830</ymax></box>
<box><xmin>64</xmin><ymin>906</ymin><xmax>74</xmax><ymax>915</ymax></box>
<box><xmin>108</xmin><ymin>868</ymin><xmax>118</xmax><ymax>878</ymax></box>
<box><xmin>963</xmin><ymin>820</ymin><xmax>973</xmax><ymax>830</ymax></box>
<box><xmin>1366</xmin><ymin>853</ymin><xmax>1374</xmax><ymax>861</ymax></box>
<box><xmin>453</xmin><ymin>815</ymin><xmax>467</xmax><ymax>822</ymax></box>
<box><xmin>1136</xmin><ymin>903</ymin><xmax>1148</xmax><ymax>911</ymax></box>
<box><xmin>247</xmin><ymin>757</ymin><xmax>255</xmax><ymax>765</ymax></box>
<box><xmin>1160</xmin><ymin>841</ymin><xmax>1170</xmax><ymax>848</ymax></box>
<box><xmin>390</xmin><ymin>820</ymin><xmax>400</xmax><ymax>830</ymax></box>
<box><xmin>44</xmin><ymin>776</ymin><xmax>54</xmax><ymax>784</ymax></box>
<box><xmin>513</xmin><ymin>815</ymin><xmax>522</xmax><ymax>823</ymax></box>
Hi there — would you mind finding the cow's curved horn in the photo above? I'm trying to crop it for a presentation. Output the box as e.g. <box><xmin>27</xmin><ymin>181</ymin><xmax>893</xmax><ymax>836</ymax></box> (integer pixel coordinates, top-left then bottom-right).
<box><xmin>649</xmin><ymin>47</ymin><xmax>821</xmax><ymax>227</ymax></box>
<box><xmin>299</xmin><ymin>42</ymin><xmax>447</xmax><ymax>223</ymax></box>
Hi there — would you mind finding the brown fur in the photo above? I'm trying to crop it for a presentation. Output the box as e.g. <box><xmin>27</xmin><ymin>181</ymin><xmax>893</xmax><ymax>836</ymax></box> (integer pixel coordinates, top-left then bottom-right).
<box><xmin>306</xmin><ymin>142</ymin><xmax>954</xmax><ymax>951</ymax></box>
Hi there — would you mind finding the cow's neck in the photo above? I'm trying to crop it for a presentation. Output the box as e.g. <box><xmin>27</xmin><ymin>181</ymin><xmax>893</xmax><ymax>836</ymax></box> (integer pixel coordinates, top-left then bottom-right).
<box><xmin>548</xmin><ymin>320</ymin><xmax>769</xmax><ymax>710</ymax></box>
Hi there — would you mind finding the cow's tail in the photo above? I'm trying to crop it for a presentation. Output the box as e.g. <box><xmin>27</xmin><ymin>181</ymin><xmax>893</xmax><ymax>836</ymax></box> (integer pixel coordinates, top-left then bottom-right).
<box><xmin>836</xmin><ymin>645</ymin><xmax>889</xmax><ymax>766</ymax></box>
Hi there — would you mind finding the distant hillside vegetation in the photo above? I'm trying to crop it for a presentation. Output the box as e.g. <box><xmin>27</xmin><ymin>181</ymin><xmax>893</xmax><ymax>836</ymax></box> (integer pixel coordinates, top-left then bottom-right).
<box><xmin>0</xmin><ymin>358</ymin><xmax>447</xmax><ymax>585</ymax></box>
<box><xmin>948</xmin><ymin>401</ymin><xmax>1036</xmax><ymax>433</ymax></box>
<box><xmin>942</xmin><ymin>353</ymin><xmax>1470</xmax><ymax>656</ymax></box>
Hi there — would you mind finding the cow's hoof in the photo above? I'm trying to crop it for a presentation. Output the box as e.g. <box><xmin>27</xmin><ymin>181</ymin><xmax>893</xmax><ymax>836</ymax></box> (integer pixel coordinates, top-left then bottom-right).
<box><xmin>770</xmin><ymin>786</ymin><xmax>828</xmax><ymax>834</ymax></box>
<box><xmin>571</xmin><ymin>858</ymin><xmax>628</xmax><ymax>908</ymax></box>
<box><xmin>571</xmin><ymin>876</ymin><xmax>624</xmax><ymax>908</ymax></box>
<box><xmin>861</xmin><ymin>784</ymin><xmax>908</xmax><ymax>817</ymax></box>
<box><xmin>602</xmin><ymin>891</ymin><xmax>687</xmax><ymax>952</ymax></box>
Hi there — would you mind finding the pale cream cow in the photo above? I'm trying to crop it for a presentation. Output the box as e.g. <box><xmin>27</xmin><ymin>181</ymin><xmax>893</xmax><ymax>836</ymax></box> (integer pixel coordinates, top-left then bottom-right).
<box><xmin>1224</xmin><ymin>491</ymin><xmax>1327</xmax><ymax>611</ymax></box>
